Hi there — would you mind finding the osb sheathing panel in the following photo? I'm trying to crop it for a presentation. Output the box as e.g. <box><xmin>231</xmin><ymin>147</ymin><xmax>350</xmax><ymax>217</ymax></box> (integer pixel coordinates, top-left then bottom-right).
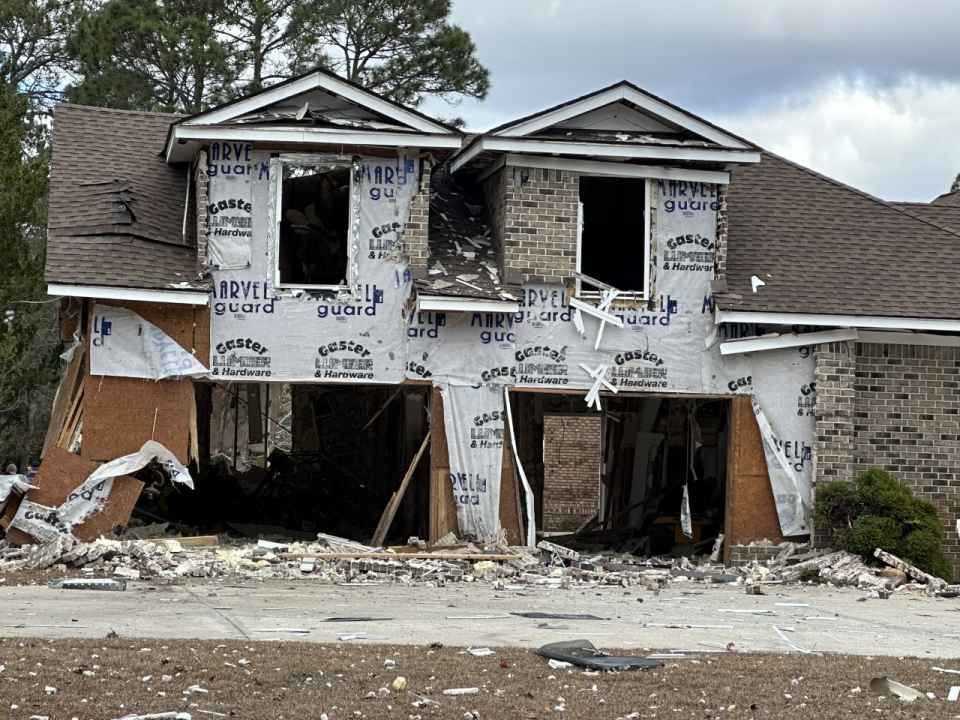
<box><xmin>726</xmin><ymin>395</ymin><xmax>786</xmax><ymax>546</ymax></box>
<box><xmin>7</xmin><ymin>447</ymin><xmax>143</xmax><ymax>545</ymax></box>
<box><xmin>82</xmin><ymin>300</ymin><xmax>207</xmax><ymax>464</ymax></box>
<box><xmin>82</xmin><ymin>377</ymin><xmax>193</xmax><ymax>463</ymax></box>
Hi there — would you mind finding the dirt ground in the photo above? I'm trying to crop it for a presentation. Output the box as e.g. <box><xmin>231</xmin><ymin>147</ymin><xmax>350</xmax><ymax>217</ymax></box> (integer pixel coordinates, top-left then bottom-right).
<box><xmin>1</xmin><ymin>638</ymin><xmax>959</xmax><ymax>720</ymax></box>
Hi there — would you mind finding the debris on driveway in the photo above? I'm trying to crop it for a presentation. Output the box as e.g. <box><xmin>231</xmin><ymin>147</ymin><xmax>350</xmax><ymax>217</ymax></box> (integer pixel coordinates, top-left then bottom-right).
<box><xmin>536</xmin><ymin>640</ymin><xmax>664</xmax><ymax>671</ymax></box>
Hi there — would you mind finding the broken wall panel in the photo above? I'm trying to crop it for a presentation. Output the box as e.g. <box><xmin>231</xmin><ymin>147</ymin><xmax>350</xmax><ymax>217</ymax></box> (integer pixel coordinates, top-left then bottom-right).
<box><xmin>206</xmin><ymin>146</ymin><xmax>816</xmax><ymax>535</ymax></box>
<box><xmin>7</xmin><ymin>446</ymin><xmax>143</xmax><ymax>545</ymax></box>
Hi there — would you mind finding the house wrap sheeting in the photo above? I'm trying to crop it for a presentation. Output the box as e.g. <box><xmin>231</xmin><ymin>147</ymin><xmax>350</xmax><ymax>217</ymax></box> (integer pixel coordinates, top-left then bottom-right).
<box><xmin>206</xmin><ymin>147</ymin><xmax>814</xmax><ymax>536</ymax></box>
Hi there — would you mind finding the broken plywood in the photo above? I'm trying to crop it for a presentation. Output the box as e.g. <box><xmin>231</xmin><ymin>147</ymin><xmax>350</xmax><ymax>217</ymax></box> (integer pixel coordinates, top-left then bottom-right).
<box><xmin>7</xmin><ymin>447</ymin><xmax>143</xmax><ymax>545</ymax></box>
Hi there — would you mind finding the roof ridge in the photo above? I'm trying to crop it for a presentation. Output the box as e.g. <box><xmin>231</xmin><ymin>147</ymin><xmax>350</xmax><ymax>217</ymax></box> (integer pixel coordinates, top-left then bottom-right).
<box><xmin>55</xmin><ymin>102</ymin><xmax>184</xmax><ymax>119</ymax></box>
<box><xmin>760</xmin><ymin>150</ymin><xmax>960</xmax><ymax>242</ymax></box>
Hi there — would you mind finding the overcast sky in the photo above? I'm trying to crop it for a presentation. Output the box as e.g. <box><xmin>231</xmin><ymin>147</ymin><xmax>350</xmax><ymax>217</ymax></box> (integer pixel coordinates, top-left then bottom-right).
<box><xmin>421</xmin><ymin>1</ymin><xmax>960</xmax><ymax>202</ymax></box>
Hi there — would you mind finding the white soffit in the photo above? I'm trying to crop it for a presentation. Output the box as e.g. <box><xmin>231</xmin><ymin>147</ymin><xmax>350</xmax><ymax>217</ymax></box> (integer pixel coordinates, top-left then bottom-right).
<box><xmin>417</xmin><ymin>296</ymin><xmax>520</xmax><ymax>314</ymax></box>
<box><xmin>716</xmin><ymin>309</ymin><xmax>960</xmax><ymax>333</ymax></box>
<box><xmin>47</xmin><ymin>283</ymin><xmax>210</xmax><ymax>306</ymax></box>
<box><xmin>554</xmin><ymin>103</ymin><xmax>676</xmax><ymax>133</ymax></box>
<box><xmin>719</xmin><ymin>329</ymin><xmax>859</xmax><ymax>355</ymax></box>
<box><xmin>450</xmin><ymin>137</ymin><xmax>759</xmax><ymax>173</ymax></box>
<box><xmin>485</xmin><ymin>154</ymin><xmax>730</xmax><ymax>185</ymax></box>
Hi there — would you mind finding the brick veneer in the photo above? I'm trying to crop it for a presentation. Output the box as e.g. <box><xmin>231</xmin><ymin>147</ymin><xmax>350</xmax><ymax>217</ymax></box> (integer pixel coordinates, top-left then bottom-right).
<box><xmin>482</xmin><ymin>166</ymin><xmax>579</xmax><ymax>284</ymax></box>
<box><xmin>813</xmin><ymin>340</ymin><xmax>960</xmax><ymax>580</ymax></box>
<box><xmin>542</xmin><ymin>414</ymin><xmax>601</xmax><ymax>531</ymax></box>
<box><xmin>195</xmin><ymin>150</ymin><xmax>209</xmax><ymax>268</ymax></box>
<box><xmin>403</xmin><ymin>159</ymin><xmax>432</xmax><ymax>271</ymax></box>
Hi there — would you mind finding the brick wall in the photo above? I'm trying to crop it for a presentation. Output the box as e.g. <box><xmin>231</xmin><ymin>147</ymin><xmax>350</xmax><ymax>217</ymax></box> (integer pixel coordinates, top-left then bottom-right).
<box><xmin>542</xmin><ymin>414</ymin><xmax>601</xmax><ymax>531</ymax></box>
<box><xmin>404</xmin><ymin>159</ymin><xmax>432</xmax><ymax>271</ymax></box>
<box><xmin>482</xmin><ymin>166</ymin><xmax>579</xmax><ymax>284</ymax></box>
<box><xmin>714</xmin><ymin>184</ymin><xmax>729</xmax><ymax>277</ymax></box>
<box><xmin>813</xmin><ymin>340</ymin><xmax>960</xmax><ymax>579</ymax></box>
<box><xmin>195</xmin><ymin>150</ymin><xmax>209</xmax><ymax>268</ymax></box>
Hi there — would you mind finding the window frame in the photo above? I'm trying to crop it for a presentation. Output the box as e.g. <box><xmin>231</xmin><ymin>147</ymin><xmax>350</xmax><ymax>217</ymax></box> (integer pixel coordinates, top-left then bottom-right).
<box><xmin>271</xmin><ymin>154</ymin><xmax>360</xmax><ymax>292</ymax></box>
<box><xmin>574</xmin><ymin>176</ymin><xmax>652</xmax><ymax>301</ymax></box>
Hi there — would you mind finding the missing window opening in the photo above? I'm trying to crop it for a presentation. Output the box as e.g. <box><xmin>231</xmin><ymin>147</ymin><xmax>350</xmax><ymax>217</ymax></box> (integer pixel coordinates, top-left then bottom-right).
<box><xmin>278</xmin><ymin>164</ymin><xmax>351</xmax><ymax>286</ymax></box>
<box><xmin>579</xmin><ymin>177</ymin><xmax>647</xmax><ymax>293</ymax></box>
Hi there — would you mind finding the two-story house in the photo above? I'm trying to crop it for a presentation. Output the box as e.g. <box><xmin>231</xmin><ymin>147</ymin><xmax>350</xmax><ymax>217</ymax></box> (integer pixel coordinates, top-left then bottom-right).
<box><xmin>39</xmin><ymin>70</ymin><xmax>960</xmax><ymax>577</ymax></box>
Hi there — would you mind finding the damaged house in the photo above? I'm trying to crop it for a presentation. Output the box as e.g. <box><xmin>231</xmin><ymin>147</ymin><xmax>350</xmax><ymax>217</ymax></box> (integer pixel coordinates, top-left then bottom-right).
<box><xmin>33</xmin><ymin>69</ymin><xmax>960</xmax><ymax>579</ymax></box>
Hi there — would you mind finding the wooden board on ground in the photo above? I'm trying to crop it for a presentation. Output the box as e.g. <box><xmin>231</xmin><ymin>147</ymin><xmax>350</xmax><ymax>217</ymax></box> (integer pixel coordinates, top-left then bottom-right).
<box><xmin>121</xmin><ymin>535</ymin><xmax>219</xmax><ymax>549</ymax></box>
<box><xmin>281</xmin><ymin>552</ymin><xmax>517</xmax><ymax>561</ymax></box>
<box><xmin>6</xmin><ymin>447</ymin><xmax>143</xmax><ymax>545</ymax></box>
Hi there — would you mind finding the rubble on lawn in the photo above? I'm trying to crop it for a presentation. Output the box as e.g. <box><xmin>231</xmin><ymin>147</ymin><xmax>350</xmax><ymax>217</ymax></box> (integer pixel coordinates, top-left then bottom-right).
<box><xmin>0</xmin><ymin>532</ymin><xmax>956</xmax><ymax>596</ymax></box>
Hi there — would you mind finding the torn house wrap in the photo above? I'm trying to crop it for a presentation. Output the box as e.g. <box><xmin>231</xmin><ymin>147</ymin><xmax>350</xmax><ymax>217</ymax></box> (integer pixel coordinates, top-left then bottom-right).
<box><xmin>441</xmin><ymin>384</ymin><xmax>504</xmax><ymax>540</ymax></box>
<box><xmin>91</xmin><ymin>306</ymin><xmax>208</xmax><ymax>380</ymax></box>
<box><xmin>207</xmin><ymin>155</ymin><xmax>816</xmax><ymax>535</ymax></box>
<box><xmin>11</xmin><ymin>441</ymin><xmax>194</xmax><ymax>543</ymax></box>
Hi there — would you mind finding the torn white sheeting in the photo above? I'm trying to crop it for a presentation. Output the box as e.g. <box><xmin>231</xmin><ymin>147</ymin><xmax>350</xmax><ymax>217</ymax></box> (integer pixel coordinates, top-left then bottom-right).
<box><xmin>680</xmin><ymin>484</ymin><xmax>692</xmax><ymax>538</ymax></box>
<box><xmin>751</xmin><ymin>397</ymin><xmax>808</xmax><ymax>536</ymax></box>
<box><xmin>441</xmin><ymin>384</ymin><xmax>503</xmax><ymax>540</ymax></box>
<box><xmin>10</xmin><ymin>441</ymin><xmax>193</xmax><ymax>543</ymax></box>
<box><xmin>91</xmin><ymin>306</ymin><xmax>208</xmax><ymax>380</ymax></box>
<box><xmin>869</xmin><ymin>677</ymin><xmax>923</xmax><ymax>702</ymax></box>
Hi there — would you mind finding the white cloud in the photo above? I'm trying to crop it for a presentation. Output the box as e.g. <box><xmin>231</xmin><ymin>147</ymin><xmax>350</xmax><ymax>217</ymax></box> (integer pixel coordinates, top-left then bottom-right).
<box><xmin>713</xmin><ymin>76</ymin><xmax>960</xmax><ymax>201</ymax></box>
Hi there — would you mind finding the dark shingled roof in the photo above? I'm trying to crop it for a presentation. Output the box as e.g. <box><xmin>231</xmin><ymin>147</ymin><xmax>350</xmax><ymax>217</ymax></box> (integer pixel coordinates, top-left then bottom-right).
<box><xmin>46</xmin><ymin>104</ymin><xmax>204</xmax><ymax>292</ymax></box>
<box><xmin>932</xmin><ymin>190</ymin><xmax>960</xmax><ymax>207</ymax></box>
<box><xmin>415</xmin><ymin>173</ymin><xmax>522</xmax><ymax>302</ymax></box>
<box><xmin>720</xmin><ymin>153</ymin><xmax>960</xmax><ymax>320</ymax></box>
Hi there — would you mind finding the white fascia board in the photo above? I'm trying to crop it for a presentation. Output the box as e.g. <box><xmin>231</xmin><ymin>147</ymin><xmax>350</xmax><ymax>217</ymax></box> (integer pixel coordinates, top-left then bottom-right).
<box><xmin>484</xmin><ymin>138</ymin><xmax>758</xmax><ymax>164</ymax></box>
<box><xmin>501</xmin><ymin>154</ymin><xmax>730</xmax><ymax>185</ymax></box>
<box><xmin>417</xmin><ymin>296</ymin><xmax>520</xmax><ymax>313</ymax></box>
<box><xmin>857</xmin><ymin>330</ymin><xmax>960</xmax><ymax>347</ymax></box>
<box><xmin>180</xmin><ymin>71</ymin><xmax>451</xmax><ymax>134</ymax></box>
<box><xmin>173</xmin><ymin>124</ymin><xmax>462</xmax><ymax>151</ymax></box>
<box><xmin>719</xmin><ymin>329</ymin><xmax>859</xmax><ymax>355</ymax></box>
<box><xmin>47</xmin><ymin>283</ymin><xmax>209</xmax><ymax>306</ymax></box>
<box><xmin>716</xmin><ymin>309</ymin><xmax>960</xmax><ymax>333</ymax></box>
<box><xmin>493</xmin><ymin>85</ymin><xmax>751</xmax><ymax>150</ymax></box>
<box><xmin>449</xmin><ymin>139</ymin><xmax>486</xmax><ymax>173</ymax></box>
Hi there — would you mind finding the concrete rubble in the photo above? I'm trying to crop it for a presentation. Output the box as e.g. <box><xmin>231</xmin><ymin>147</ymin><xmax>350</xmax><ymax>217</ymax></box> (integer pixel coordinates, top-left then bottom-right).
<box><xmin>0</xmin><ymin>533</ymin><xmax>955</xmax><ymax>597</ymax></box>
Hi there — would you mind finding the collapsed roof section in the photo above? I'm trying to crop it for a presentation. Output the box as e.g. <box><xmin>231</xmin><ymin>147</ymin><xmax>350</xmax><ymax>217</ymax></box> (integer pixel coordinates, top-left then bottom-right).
<box><xmin>447</xmin><ymin>80</ymin><xmax>760</xmax><ymax>181</ymax></box>
<box><xmin>164</xmin><ymin>66</ymin><xmax>464</xmax><ymax>163</ymax></box>
<box><xmin>415</xmin><ymin>173</ymin><xmax>523</xmax><ymax>313</ymax></box>
<box><xmin>717</xmin><ymin>153</ymin><xmax>960</xmax><ymax>329</ymax></box>
<box><xmin>46</xmin><ymin>104</ymin><xmax>206</xmax><ymax>299</ymax></box>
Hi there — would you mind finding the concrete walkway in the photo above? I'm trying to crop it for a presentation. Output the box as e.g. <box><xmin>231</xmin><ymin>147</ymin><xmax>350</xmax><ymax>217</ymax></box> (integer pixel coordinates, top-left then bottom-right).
<box><xmin>1</xmin><ymin>579</ymin><xmax>958</xmax><ymax>658</ymax></box>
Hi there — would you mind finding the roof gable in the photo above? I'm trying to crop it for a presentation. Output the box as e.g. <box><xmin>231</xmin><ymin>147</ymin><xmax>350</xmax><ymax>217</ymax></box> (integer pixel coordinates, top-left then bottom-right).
<box><xmin>488</xmin><ymin>81</ymin><xmax>752</xmax><ymax>150</ymax></box>
<box><xmin>165</xmin><ymin>67</ymin><xmax>464</xmax><ymax>162</ymax></box>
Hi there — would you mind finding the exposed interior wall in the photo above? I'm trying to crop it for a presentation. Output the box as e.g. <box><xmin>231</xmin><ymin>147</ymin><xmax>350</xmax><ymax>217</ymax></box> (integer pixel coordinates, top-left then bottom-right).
<box><xmin>814</xmin><ymin>340</ymin><xmax>960</xmax><ymax>580</ymax></box>
<box><xmin>82</xmin><ymin>300</ymin><xmax>210</xmax><ymax>464</ymax></box>
<box><xmin>481</xmin><ymin>166</ymin><xmax>579</xmax><ymax>284</ymax></box>
<box><xmin>542</xmin><ymin>414</ymin><xmax>601</xmax><ymax>531</ymax></box>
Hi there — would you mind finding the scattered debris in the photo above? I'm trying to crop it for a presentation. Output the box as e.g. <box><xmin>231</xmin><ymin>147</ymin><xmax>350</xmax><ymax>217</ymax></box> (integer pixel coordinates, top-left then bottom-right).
<box><xmin>869</xmin><ymin>677</ymin><xmax>924</xmax><ymax>702</ymax></box>
<box><xmin>443</xmin><ymin>687</ymin><xmax>479</xmax><ymax>696</ymax></box>
<box><xmin>49</xmin><ymin>577</ymin><xmax>126</xmax><ymax>591</ymax></box>
<box><xmin>537</xmin><ymin>640</ymin><xmax>664</xmax><ymax>671</ymax></box>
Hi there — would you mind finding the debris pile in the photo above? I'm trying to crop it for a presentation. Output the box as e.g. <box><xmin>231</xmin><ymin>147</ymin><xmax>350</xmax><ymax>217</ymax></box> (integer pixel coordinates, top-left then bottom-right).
<box><xmin>0</xmin><ymin>531</ymin><xmax>956</xmax><ymax>596</ymax></box>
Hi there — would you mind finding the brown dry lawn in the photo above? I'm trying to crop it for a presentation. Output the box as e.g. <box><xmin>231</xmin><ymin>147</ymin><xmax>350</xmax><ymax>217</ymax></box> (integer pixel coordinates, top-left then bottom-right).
<box><xmin>0</xmin><ymin>637</ymin><xmax>958</xmax><ymax>719</ymax></box>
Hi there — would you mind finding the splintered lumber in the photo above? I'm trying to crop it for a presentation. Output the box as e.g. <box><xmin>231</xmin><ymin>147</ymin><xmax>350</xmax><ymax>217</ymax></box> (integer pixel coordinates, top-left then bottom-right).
<box><xmin>360</xmin><ymin>385</ymin><xmax>405</xmax><ymax>432</ymax></box>
<box><xmin>121</xmin><ymin>535</ymin><xmax>219</xmax><ymax>549</ymax></box>
<box><xmin>873</xmin><ymin>547</ymin><xmax>947</xmax><ymax>589</ymax></box>
<box><xmin>57</xmin><ymin>374</ymin><xmax>85</xmax><ymax>449</ymax></box>
<box><xmin>371</xmin><ymin>433</ymin><xmax>430</xmax><ymax>547</ymax></box>
<box><xmin>280</xmin><ymin>552</ymin><xmax>516</xmax><ymax>561</ymax></box>
<box><xmin>43</xmin><ymin>344</ymin><xmax>85</xmax><ymax>457</ymax></box>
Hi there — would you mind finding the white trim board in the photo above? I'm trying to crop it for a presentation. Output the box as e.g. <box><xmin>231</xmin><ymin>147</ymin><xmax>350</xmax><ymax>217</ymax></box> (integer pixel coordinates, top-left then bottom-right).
<box><xmin>857</xmin><ymin>330</ymin><xmax>960</xmax><ymax>347</ymax></box>
<box><xmin>47</xmin><ymin>283</ymin><xmax>209</xmax><ymax>306</ymax></box>
<box><xmin>491</xmin><ymin>84</ymin><xmax>752</xmax><ymax>150</ymax></box>
<box><xmin>169</xmin><ymin>125</ymin><xmax>461</xmax><ymax>162</ymax></box>
<box><xmin>417</xmin><ymin>296</ymin><xmax>520</xmax><ymax>313</ymax></box>
<box><xmin>488</xmin><ymin>154</ymin><xmax>729</xmax><ymax>185</ymax></box>
<box><xmin>716</xmin><ymin>309</ymin><xmax>960</xmax><ymax>333</ymax></box>
<box><xmin>719</xmin><ymin>329</ymin><xmax>858</xmax><ymax>355</ymax></box>
<box><xmin>178</xmin><ymin>71</ymin><xmax>454</xmax><ymax>134</ymax></box>
<box><xmin>450</xmin><ymin>136</ymin><xmax>759</xmax><ymax>173</ymax></box>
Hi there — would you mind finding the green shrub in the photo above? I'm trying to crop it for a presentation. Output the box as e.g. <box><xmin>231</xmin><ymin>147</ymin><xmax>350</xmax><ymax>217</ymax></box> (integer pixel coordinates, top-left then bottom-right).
<box><xmin>813</xmin><ymin>468</ymin><xmax>952</xmax><ymax>582</ymax></box>
<box><xmin>837</xmin><ymin>516</ymin><xmax>902</xmax><ymax>558</ymax></box>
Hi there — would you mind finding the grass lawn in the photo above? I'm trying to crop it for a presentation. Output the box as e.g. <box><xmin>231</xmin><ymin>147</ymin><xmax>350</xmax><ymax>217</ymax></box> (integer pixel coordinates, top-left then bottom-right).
<box><xmin>0</xmin><ymin>637</ymin><xmax>957</xmax><ymax>719</ymax></box>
